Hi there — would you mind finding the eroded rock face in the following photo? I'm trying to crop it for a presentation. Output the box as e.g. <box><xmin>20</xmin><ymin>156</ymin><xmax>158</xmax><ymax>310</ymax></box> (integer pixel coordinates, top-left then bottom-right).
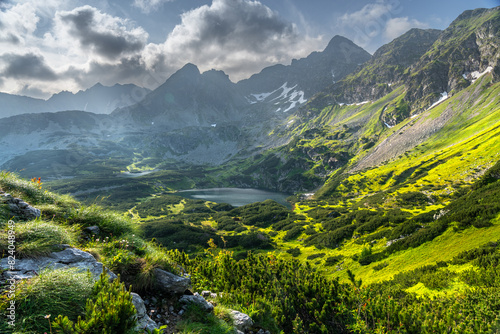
<box><xmin>153</xmin><ymin>268</ymin><xmax>191</xmax><ymax>294</ymax></box>
<box><xmin>0</xmin><ymin>247</ymin><xmax>116</xmax><ymax>281</ymax></box>
<box><xmin>0</xmin><ymin>192</ymin><xmax>40</xmax><ymax>220</ymax></box>
<box><xmin>131</xmin><ymin>292</ymin><xmax>159</xmax><ymax>332</ymax></box>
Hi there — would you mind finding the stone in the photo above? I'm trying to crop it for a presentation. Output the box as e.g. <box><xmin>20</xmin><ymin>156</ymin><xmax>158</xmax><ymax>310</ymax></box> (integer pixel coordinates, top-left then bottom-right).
<box><xmin>0</xmin><ymin>248</ymin><xmax>117</xmax><ymax>281</ymax></box>
<box><xmin>153</xmin><ymin>268</ymin><xmax>191</xmax><ymax>294</ymax></box>
<box><xmin>201</xmin><ymin>290</ymin><xmax>211</xmax><ymax>297</ymax></box>
<box><xmin>230</xmin><ymin>310</ymin><xmax>253</xmax><ymax>331</ymax></box>
<box><xmin>131</xmin><ymin>293</ymin><xmax>158</xmax><ymax>332</ymax></box>
<box><xmin>1</xmin><ymin>193</ymin><xmax>41</xmax><ymax>220</ymax></box>
<box><xmin>84</xmin><ymin>225</ymin><xmax>100</xmax><ymax>235</ymax></box>
<box><xmin>179</xmin><ymin>293</ymin><xmax>214</xmax><ymax>312</ymax></box>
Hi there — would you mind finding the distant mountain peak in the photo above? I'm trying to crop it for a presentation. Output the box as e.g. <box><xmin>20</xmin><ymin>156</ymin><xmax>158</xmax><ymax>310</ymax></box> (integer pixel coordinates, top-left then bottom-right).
<box><xmin>179</xmin><ymin>63</ymin><xmax>201</xmax><ymax>74</ymax></box>
<box><xmin>324</xmin><ymin>35</ymin><xmax>357</xmax><ymax>52</ymax></box>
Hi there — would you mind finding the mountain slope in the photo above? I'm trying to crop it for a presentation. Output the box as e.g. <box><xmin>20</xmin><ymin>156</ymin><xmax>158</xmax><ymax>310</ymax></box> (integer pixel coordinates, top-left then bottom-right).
<box><xmin>404</xmin><ymin>6</ymin><xmax>500</xmax><ymax>108</ymax></box>
<box><xmin>237</xmin><ymin>35</ymin><xmax>371</xmax><ymax>113</ymax></box>
<box><xmin>112</xmin><ymin>64</ymin><xmax>248</xmax><ymax>129</ymax></box>
<box><xmin>216</xmin><ymin>7</ymin><xmax>500</xmax><ymax>194</ymax></box>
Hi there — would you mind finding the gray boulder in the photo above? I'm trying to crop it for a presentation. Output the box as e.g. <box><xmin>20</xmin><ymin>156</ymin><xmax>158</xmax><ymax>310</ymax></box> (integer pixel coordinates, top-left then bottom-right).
<box><xmin>131</xmin><ymin>292</ymin><xmax>158</xmax><ymax>332</ymax></box>
<box><xmin>153</xmin><ymin>268</ymin><xmax>191</xmax><ymax>293</ymax></box>
<box><xmin>179</xmin><ymin>293</ymin><xmax>214</xmax><ymax>312</ymax></box>
<box><xmin>0</xmin><ymin>247</ymin><xmax>116</xmax><ymax>281</ymax></box>
<box><xmin>0</xmin><ymin>192</ymin><xmax>40</xmax><ymax>220</ymax></box>
<box><xmin>230</xmin><ymin>310</ymin><xmax>254</xmax><ymax>331</ymax></box>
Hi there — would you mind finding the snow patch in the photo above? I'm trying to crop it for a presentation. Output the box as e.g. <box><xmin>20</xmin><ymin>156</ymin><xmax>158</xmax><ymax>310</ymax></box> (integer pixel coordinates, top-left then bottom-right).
<box><xmin>271</xmin><ymin>82</ymin><xmax>297</xmax><ymax>102</ymax></box>
<box><xmin>249</xmin><ymin>82</ymin><xmax>307</xmax><ymax>112</ymax></box>
<box><xmin>427</xmin><ymin>91</ymin><xmax>449</xmax><ymax>110</ymax></box>
<box><xmin>249</xmin><ymin>92</ymin><xmax>273</xmax><ymax>103</ymax></box>
<box><xmin>384</xmin><ymin>122</ymin><xmax>393</xmax><ymax>128</ymax></box>
<box><xmin>463</xmin><ymin>66</ymin><xmax>493</xmax><ymax>83</ymax></box>
<box><xmin>347</xmin><ymin>101</ymin><xmax>370</xmax><ymax>106</ymax></box>
<box><xmin>471</xmin><ymin>66</ymin><xmax>493</xmax><ymax>83</ymax></box>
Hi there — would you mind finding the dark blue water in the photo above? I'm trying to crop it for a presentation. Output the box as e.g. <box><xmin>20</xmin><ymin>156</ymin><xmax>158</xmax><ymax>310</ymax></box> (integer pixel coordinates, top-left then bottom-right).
<box><xmin>177</xmin><ymin>188</ymin><xmax>291</xmax><ymax>207</ymax></box>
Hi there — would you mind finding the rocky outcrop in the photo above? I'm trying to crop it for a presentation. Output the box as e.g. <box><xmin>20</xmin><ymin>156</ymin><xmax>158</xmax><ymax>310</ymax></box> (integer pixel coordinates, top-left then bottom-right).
<box><xmin>0</xmin><ymin>191</ymin><xmax>40</xmax><ymax>220</ymax></box>
<box><xmin>179</xmin><ymin>293</ymin><xmax>214</xmax><ymax>312</ymax></box>
<box><xmin>153</xmin><ymin>268</ymin><xmax>191</xmax><ymax>294</ymax></box>
<box><xmin>131</xmin><ymin>292</ymin><xmax>159</xmax><ymax>332</ymax></box>
<box><xmin>0</xmin><ymin>247</ymin><xmax>116</xmax><ymax>281</ymax></box>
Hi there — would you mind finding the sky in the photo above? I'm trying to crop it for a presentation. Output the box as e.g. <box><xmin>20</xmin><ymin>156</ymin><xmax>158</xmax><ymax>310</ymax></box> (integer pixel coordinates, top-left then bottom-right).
<box><xmin>0</xmin><ymin>0</ymin><xmax>498</xmax><ymax>99</ymax></box>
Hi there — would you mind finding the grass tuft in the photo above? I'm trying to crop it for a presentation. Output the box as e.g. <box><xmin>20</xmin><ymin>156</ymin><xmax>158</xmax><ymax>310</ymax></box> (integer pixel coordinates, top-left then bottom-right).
<box><xmin>0</xmin><ymin>268</ymin><xmax>94</xmax><ymax>333</ymax></box>
<box><xmin>0</xmin><ymin>220</ymin><xmax>76</xmax><ymax>258</ymax></box>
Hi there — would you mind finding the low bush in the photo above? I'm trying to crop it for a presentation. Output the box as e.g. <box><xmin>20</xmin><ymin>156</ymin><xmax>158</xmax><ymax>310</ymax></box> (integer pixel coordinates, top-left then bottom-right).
<box><xmin>286</xmin><ymin>247</ymin><xmax>301</xmax><ymax>257</ymax></box>
<box><xmin>307</xmin><ymin>253</ymin><xmax>325</xmax><ymax>260</ymax></box>
<box><xmin>324</xmin><ymin>255</ymin><xmax>343</xmax><ymax>266</ymax></box>
<box><xmin>52</xmin><ymin>272</ymin><xmax>137</xmax><ymax>333</ymax></box>
<box><xmin>283</xmin><ymin>226</ymin><xmax>303</xmax><ymax>241</ymax></box>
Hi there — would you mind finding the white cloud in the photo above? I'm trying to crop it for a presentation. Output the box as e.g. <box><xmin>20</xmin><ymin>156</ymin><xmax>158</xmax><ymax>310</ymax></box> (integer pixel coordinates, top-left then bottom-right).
<box><xmin>337</xmin><ymin>1</ymin><xmax>431</xmax><ymax>52</ymax></box>
<box><xmin>132</xmin><ymin>0</ymin><xmax>175</xmax><ymax>14</ymax></box>
<box><xmin>0</xmin><ymin>0</ymin><xmax>325</xmax><ymax>97</ymax></box>
<box><xmin>159</xmin><ymin>0</ymin><xmax>323</xmax><ymax>82</ymax></box>
<box><xmin>384</xmin><ymin>17</ymin><xmax>429</xmax><ymax>40</ymax></box>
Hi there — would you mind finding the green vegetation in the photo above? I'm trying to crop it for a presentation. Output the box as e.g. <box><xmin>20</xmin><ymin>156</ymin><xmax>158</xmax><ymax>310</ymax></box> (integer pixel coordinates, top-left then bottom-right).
<box><xmin>52</xmin><ymin>272</ymin><xmax>137</xmax><ymax>334</ymax></box>
<box><xmin>1</xmin><ymin>8</ymin><xmax>500</xmax><ymax>333</ymax></box>
<box><xmin>0</xmin><ymin>220</ymin><xmax>76</xmax><ymax>258</ymax></box>
<box><xmin>0</xmin><ymin>269</ymin><xmax>94</xmax><ymax>333</ymax></box>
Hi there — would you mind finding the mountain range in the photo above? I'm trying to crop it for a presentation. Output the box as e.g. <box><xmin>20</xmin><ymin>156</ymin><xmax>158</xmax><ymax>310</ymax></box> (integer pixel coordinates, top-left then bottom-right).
<box><xmin>1</xmin><ymin>6</ymin><xmax>500</xmax><ymax>334</ymax></box>
<box><xmin>0</xmin><ymin>83</ymin><xmax>151</xmax><ymax>118</ymax></box>
<box><xmin>0</xmin><ymin>6</ymin><xmax>499</xmax><ymax>191</ymax></box>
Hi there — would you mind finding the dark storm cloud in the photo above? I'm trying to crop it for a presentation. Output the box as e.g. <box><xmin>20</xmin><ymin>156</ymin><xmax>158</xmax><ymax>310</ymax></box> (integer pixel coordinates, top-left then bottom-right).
<box><xmin>179</xmin><ymin>0</ymin><xmax>297</xmax><ymax>53</ymax></box>
<box><xmin>1</xmin><ymin>53</ymin><xmax>58</xmax><ymax>81</ymax></box>
<box><xmin>59</xmin><ymin>6</ymin><xmax>146</xmax><ymax>59</ymax></box>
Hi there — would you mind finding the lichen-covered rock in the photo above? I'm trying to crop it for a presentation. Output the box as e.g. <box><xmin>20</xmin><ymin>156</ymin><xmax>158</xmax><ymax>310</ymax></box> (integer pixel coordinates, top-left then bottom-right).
<box><xmin>230</xmin><ymin>310</ymin><xmax>254</xmax><ymax>331</ymax></box>
<box><xmin>131</xmin><ymin>292</ymin><xmax>158</xmax><ymax>332</ymax></box>
<box><xmin>153</xmin><ymin>268</ymin><xmax>191</xmax><ymax>294</ymax></box>
<box><xmin>179</xmin><ymin>293</ymin><xmax>214</xmax><ymax>312</ymax></box>
<box><xmin>0</xmin><ymin>247</ymin><xmax>116</xmax><ymax>281</ymax></box>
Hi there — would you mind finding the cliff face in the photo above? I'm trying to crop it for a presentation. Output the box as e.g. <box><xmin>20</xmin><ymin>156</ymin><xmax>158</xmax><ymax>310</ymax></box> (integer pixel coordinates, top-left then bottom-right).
<box><xmin>404</xmin><ymin>7</ymin><xmax>500</xmax><ymax>108</ymax></box>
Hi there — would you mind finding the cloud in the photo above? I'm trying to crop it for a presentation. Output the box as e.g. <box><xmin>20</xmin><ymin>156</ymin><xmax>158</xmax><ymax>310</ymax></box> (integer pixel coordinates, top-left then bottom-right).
<box><xmin>56</xmin><ymin>5</ymin><xmax>148</xmax><ymax>60</ymax></box>
<box><xmin>160</xmin><ymin>0</ymin><xmax>323</xmax><ymax>81</ymax></box>
<box><xmin>0</xmin><ymin>0</ymin><xmax>324</xmax><ymax>97</ymax></box>
<box><xmin>338</xmin><ymin>1</ymin><xmax>402</xmax><ymax>48</ymax></box>
<box><xmin>337</xmin><ymin>1</ymin><xmax>430</xmax><ymax>52</ymax></box>
<box><xmin>0</xmin><ymin>2</ymin><xmax>39</xmax><ymax>45</ymax></box>
<box><xmin>1</xmin><ymin>53</ymin><xmax>58</xmax><ymax>81</ymax></box>
<box><xmin>384</xmin><ymin>17</ymin><xmax>429</xmax><ymax>40</ymax></box>
<box><xmin>132</xmin><ymin>0</ymin><xmax>175</xmax><ymax>14</ymax></box>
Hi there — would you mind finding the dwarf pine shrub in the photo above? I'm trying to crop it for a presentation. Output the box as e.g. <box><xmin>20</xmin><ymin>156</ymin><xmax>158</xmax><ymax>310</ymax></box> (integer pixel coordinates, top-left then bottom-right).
<box><xmin>52</xmin><ymin>272</ymin><xmax>137</xmax><ymax>334</ymax></box>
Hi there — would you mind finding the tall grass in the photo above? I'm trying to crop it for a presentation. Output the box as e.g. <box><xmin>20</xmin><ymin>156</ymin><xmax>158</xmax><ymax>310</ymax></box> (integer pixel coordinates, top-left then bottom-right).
<box><xmin>0</xmin><ymin>268</ymin><xmax>94</xmax><ymax>333</ymax></box>
<box><xmin>0</xmin><ymin>220</ymin><xmax>77</xmax><ymax>258</ymax></box>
